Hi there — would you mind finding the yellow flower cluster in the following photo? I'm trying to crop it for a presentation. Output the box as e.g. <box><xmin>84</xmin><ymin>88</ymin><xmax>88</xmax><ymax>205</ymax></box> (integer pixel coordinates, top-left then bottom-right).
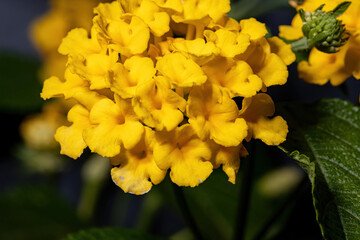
<box><xmin>42</xmin><ymin>0</ymin><xmax>293</xmax><ymax>194</ymax></box>
<box><xmin>280</xmin><ymin>0</ymin><xmax>360</xmax><ymax>86</ymax></box>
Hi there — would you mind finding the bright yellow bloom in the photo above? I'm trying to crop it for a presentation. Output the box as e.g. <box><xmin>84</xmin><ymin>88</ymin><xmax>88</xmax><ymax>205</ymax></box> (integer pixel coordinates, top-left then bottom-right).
<box><xmin>204</xmin><ymin>29</ymin><xmax>250</xmax><ymax>58</ymax></box>
<box><xmin>279</xmin><ymin>0</ymin><xmax>360</xmax><ymax>85</ymax></box>
<box><xmin>107</xmin><ymin>56</ymin><xmax>156</xmax><ymax>98</ymax></box>
<box><xmin>156</xmin><ymin>52</ymin><xmax>207</xmax><ymax>88</ymax></box>
<box><xmin>210</xmin><ymin>141</ymin><xmax>248</xmax><ymax>184</ymax></box>
<box><xmin>238</xmin><ymin>38</ymin><xmax>291</xmax><ymax>88</ymax></box>
<box><xmin>187</xmin><ymin>84</ymin><xmax>248</xmax><ymax>147</ymax></box>
<box><xmin>41</xmin><ymin>0</ymin><xmax>292</xmax><ymax>194</ymax></box>
<box><xmin>111</xmin><ymin>127</ymin><xmax>166</xmax><ymax>194</ymax></box>
<box><xmin>153</xmin><ymin>124</ymin><xmax>212</xmax><ymax>187</ymax></box>
<box><xmin>133</xmin><ymin>77</ymin><xmax>186</xmax><ymax>131</ymax></box>
<box><xmin>202</xmin><ymin>57</ymin><xmax>262</xmax><ymax>98</ymax></box>
<box><xmin>83</xmin><ymin>95</ymin><xmax>144</xmax><ymax>157</ymax></box>
<box><xmin>239</xmin><ymin>93</ymin><xmax>288</xmax><ymax>145</ymax></box>
<box><xmin>55</xmin><ymin>104</ymin><xmax>92</xmax><ymax>159</ymax></box>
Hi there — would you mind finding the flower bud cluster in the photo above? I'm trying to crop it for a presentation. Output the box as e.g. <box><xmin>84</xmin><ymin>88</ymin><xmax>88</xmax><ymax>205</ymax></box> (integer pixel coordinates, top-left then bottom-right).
<box><xmin>42</xmin><ymin>0</ymin><xmax>293</xmax><ymax>194</ymax></box>
<box><xmin>300</xmin><ymin>4</ymin><xmax>349</xmax><ymax>53</ymax></box>
<box><xmin>279</xmin><ymin>0</ymin><xmax>360</xmax><ymax>86</ymax></box>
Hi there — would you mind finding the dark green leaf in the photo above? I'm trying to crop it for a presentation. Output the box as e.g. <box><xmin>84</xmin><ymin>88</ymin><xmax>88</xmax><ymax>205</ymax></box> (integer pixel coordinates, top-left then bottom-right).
<box><xmin>331</xmin><ymin>1</ymin><xmax>352</xmax><ymax>18</ymax></box>
<box><xmin>293</xmin><ymin>49</ymin><xmax>309</xmax><ymax>62</ymax></box>
<box><xmin>299</xmin><ymin>9</ymin><xmax>306</xmax><ymax>22</ymax></box>
<box><xmin>278</xmin><ymin>98</ymin><xmax>360</xmax><ymax>240</ymax></box>
<box><xmin>281</xmin><ymin>38</ymin><xmax>310</xmax><ymax>62</ymax></box>
<box><xmin>0</xmin><ymin>52</ymin><xmax>43</xmax><ymax>113</ymax></box>
<box><xmin>61</xmin><ymin>227</ymin><xmax>161</xmax><ymax>240</ymax></box>
<box><xmin>0</xmin><ymin>185</ymin><xmax>84</xmax><ymax>240</ymax></box>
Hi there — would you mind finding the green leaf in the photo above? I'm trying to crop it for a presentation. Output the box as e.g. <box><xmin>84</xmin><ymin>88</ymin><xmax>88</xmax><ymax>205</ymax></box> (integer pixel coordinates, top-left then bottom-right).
<box><xmin>61</xmin><ymin>227</ymin><xmax>161</xmax><ymax>240</ymax></box>
<box><xmin>0</xmin><ymin>52</ymin><xmax>43</xmax><ymax>113</ymax></box>
<box><xmin>0</xmin><ymin>185</ymin><xmax>85</xmax><ymax>240</ymax></box>
<box><xmin>281</xmin><ymin>38</ymin><xmax>310</xmax><ymax>62</ymax></box>
<box><xmin>331</xmin><ymin>1</ymin><xmax>351</xmax><ymax>18</ymax></box>
<box><xmin>278</xmin><ymin>98</ymin><xmax>360</xmax><ymax>240</ymax></box>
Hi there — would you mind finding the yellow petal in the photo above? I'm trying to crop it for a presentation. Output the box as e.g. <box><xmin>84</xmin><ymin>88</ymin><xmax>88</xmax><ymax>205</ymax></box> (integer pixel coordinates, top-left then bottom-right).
<box><xmin>133</xmin><ymin>78</ymin><xmax>186</xmax><ymax>131</ymax></box>
<box><xmin>41</xmin><ymin>69</ymin><xmax>103</xmax><ymax>110</ymax></box>
<box><xmin>156</xmin><ymin>52</ymin><xmax>207</xmax><ymax>88</ymax></box>
<box><xmin>267</xmin><ymin>36</ymin><xmax>296</xmax><ymax>65</ymax></box>
<box><xmin>110</xmin><ymin>128</ymin><xmax>166</xmax><ymax>195</ymax></box>
<box><xmin>172</xmin><ymin>38</ymin><xmax>219</xmax><ymax>65</ymax></box>
<box><xmin>69</xmin><ymin>51</ymin><xmax>118</xmax><ymax>90</ymax></box>
<box><xmin>209</xmin><ymin>118</ymin><xmax>248</xmax><ymax>147</ymax></box>
<box><xmin>248</xmin><ymin>116</ymin><xmax>288</xmax><ymax>145</ymax></box>
<box><xmin>187</xmin><ymin>84</ymin><xmax>248</xmax><ymax>146</ymax></box>
<box><xmin>204</xmin><ymin>29</ymin><xmax>250</xmax><ymax>58</ymax></box>
<box><xmin>108</xmin><ymin>56</ymin><xmax>156</xmax><ymax>98</ymax></box>
<box><xmin>153</xmin><ymin>0</ymin><xmax>183</xmax><ymax>12</ymax></box>
<box><xmin>58</xmin><ymin>28</ymin><xmax>101</xmax><ymax>56</ymax></box>
<box><xmin>257</xmin><ymin>53</ymin><xmax>288</xmax><ymax>87</ymax></box>
<box><xmin>239</xmin><ymin>93</ymin><xmax>288</xmax><ymax>145</ymax></box>
<box><xmin>240</xmin><ymin>18</ymin><xmax>268</xmax><ymax>40</ymax></box>
<box><xmin>239</xmin><ymin>93</ymin><xmax>275</xmax><ymax>120</ymax></box>
<box><xmin>55</xmin><ymin>104</ymin><xmax>91</xmax><ymax>159</ymax></box>
<box><xmin>134</xmin><ymin>0</ymin><xmax>170</xmax><ymax>36</ymax></box>
<box><xmin>203</xmin><ymin>58</ymin><xmax>262</xmax><ymax>98</ymax></box>
<box><xmin>153</xmin><ymin>125</ymin><xmax>213</xmax><ymax>187</ymax></box>
<box><xmin>210</xmin><ymin>142</ymin><xmax>244</xmax><ymax>184</ymax></box>
<box><xmin>83</xmin><ymin>97</ymin><xmax>144</xmax><ymax>157</ymax></box>
<box><xmin>278</xmin><ymin>15</ymin><xmax>303</xmax><ymax>40</ymax></box>
<box><xmin>298</xmin><ymin>48</ymin><xmax>350</xmax><ymax>86</ymax></box>
<box><xmin>345</xmin><ymin>44</ymin><xmax>360</xmax><ymax>79</ymax></box>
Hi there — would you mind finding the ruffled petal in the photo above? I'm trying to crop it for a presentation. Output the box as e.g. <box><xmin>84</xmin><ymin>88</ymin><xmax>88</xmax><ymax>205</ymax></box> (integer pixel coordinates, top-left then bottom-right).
<box><xmin>83</xmin><ymin>96</ymin><xmax>144</xmax><ymax>157</ymax></box>
<box><xmin>248</xmin><ymin>116</ymin><xmax>288</xmax><ymax>145</ymax></box>
<box><xmin>110</xmin><ymin>128</ymin><xmax>166</xmax><ymax>195</ymax></box>
<box><xmin>204</xmin><ymin>29</ymin><xmax>250</xmax><ymax>58</ymax></box>
<box><xmin>153</xmin><ymin>124</ymin><xmax>213</xmax><ymax>187</ymax></box>
<box><xmin>156</xmin><ymin>52</ymin><xmax>207</xmax><ymax>87</ymax></box>
<box><xmin>267</xmin><ymin>36</ymin><xmax>296</xmax><ymax>65</ymax></box>
<box><xmin>240</xmin><ymin>18</ymin><xmax>268</xmax><ymax>41</ymax></box>
<box><xmin>55</xmin><ymin>104</ymin><xmax>91</xmax><ymax>159</ymax></box>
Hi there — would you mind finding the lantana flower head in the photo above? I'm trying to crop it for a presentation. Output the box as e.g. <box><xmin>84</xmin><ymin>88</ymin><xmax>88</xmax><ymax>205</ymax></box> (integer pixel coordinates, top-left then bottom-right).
<box><xmin>42</xmin><ymin>0</ymin><xmax>293</xmax><ymax>194</ymax></box>
<box><xmin>279</xmin><ymin>0</ymin><xmax>360</xmax><ymax>86</ymax></box>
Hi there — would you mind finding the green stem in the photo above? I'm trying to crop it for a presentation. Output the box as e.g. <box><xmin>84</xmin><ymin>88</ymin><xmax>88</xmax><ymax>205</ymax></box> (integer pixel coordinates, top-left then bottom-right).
<box><xmin>77</xmin><ymin>180</ymin><xmax>103</xmax><ymax>223</ymax></box>
<box><xmin>172</xmin><ymin>183</ymin><xmax>204</xmax><ymax>240</ymax></box>
<box><xmin>136</xmin><ymin>190</ymin><xmax>163</xmax><ymax>232</ymax></box>
<box><xmin>291</xmin><ymin>37</ymin><xmax>311</xmax><ymax>51</ymax></box>
<box><xmin>253</xmin><ymin>176</ymin><xmax>309</xmax><ymax>240</ymax></box>
<box><xmin>233</xmin><ymin>141</ymin><xmax>256</xmax><ymax>240</ymax></box>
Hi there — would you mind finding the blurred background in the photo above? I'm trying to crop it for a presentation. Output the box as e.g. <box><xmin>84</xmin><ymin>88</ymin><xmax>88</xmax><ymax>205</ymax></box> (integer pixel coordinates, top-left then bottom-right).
<box><xmin>0</xmin><ymin>0</ymin><xmax>358</xmax><ymax>239</ymax></box>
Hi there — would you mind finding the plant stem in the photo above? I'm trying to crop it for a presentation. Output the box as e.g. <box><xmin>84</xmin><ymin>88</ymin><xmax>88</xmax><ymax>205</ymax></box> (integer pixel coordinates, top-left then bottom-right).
<box><xmin>291</xmin><ymin>37</ymin><xmax>310</xmax><ymax>51</ymax></box>
<box><xmin>234</xmin><ymin>141</ymin><xmax>256</xmax><ymax>240</ymax></box>
<box><xmin>253</xmin><ymin>176</ymin><xmax>309</xmax><ymax>240</ymax></box>
<box><xmin>172</xmin><ymin>183</ymin><xmax>204</xmax><ymax>240</ymax></box>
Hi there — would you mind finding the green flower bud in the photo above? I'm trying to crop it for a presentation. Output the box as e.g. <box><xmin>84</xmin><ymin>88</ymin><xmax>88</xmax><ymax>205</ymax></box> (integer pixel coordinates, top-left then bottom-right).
<box><xmin>291</xmin><ymin>1</ymin><xmax>351</xmax><ymax>53</ymax></box>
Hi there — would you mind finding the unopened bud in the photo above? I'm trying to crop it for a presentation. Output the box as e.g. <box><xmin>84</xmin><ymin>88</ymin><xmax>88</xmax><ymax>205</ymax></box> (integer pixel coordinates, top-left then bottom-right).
<box><xmin>291</xmin><ymin>1</ymin><xmax>351</xmax><ymax>53</ymax></box>
<box><xmin>299</xmin><ymin>2</ymin><xmax>351</xmax><ymax>53</ymax></box>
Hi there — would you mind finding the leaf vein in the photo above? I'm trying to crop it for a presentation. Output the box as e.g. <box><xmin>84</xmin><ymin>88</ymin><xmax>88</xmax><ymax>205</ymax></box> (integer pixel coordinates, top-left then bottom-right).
<box><xmin>315</xmin><ymin>125</ymin><xmax>360</xmax><ymax>154</ymax></box>
<box><xmin>318</xmin><ymin>155</ymin><xmax>360</xmax><ymax>182</ymax></box>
